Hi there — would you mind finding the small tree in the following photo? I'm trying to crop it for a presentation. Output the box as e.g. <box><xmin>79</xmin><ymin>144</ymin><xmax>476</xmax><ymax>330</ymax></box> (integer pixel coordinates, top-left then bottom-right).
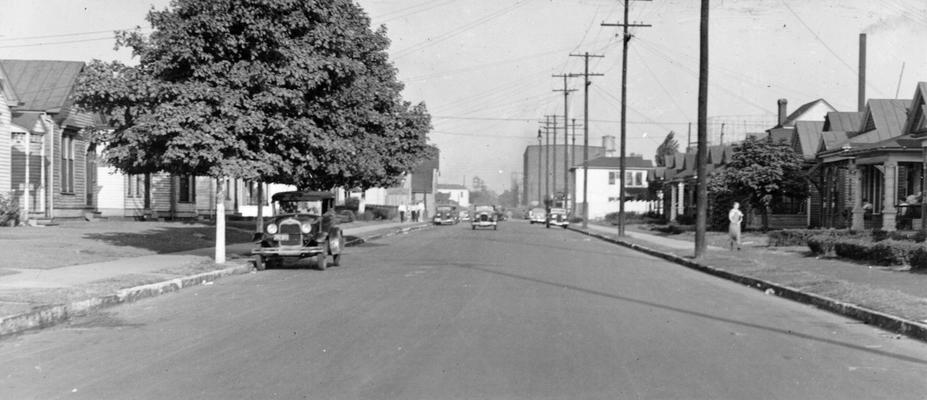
<box><xmin>708</xmin><ymin>136</ymin><xmax>808</xmax><ymax>231</ymax></box>
<box><xmin>655</xmin><ymin>131</ymin><xmax>679</xmax><ymax>167</ymax></box>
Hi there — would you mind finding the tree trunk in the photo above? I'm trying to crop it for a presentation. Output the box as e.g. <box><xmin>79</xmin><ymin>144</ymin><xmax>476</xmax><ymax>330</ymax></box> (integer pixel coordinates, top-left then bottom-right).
<box><xmin>255</xmin><ymin>182</ymin><xmax>264</xmax><ymax>234</ymax></box>
<box><xmin>215</xmin><ymin>178</ymin><xmax>226</xmax><ymax>264</ymax></box>
<box><xmin>358</xmin><ymin>190</ymin><xmax>367</xmax><ymax>215</ymax></box>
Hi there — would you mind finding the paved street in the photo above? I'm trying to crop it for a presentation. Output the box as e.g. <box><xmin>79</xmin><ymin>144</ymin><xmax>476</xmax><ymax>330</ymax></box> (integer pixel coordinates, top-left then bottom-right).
<box><xmin>2</xmin><ymin>221</ymin><xmax>927</xmax><ymax>399</ymax></box>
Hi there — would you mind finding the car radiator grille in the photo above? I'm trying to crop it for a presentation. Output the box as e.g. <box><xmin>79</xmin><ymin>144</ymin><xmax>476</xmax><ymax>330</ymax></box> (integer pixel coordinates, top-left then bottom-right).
<box><xmin>278</xmin><ymin>222</ymin><xmax>302</xmax><ymax>246</ymax></box>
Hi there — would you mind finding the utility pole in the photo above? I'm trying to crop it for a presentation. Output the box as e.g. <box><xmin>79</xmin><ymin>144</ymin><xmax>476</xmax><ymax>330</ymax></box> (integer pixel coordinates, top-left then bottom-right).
<box><xmin>695</xmin><ymin>0</ymin><xmax>709</xmax><ymax>257</ymax></box>
<box><xmin>543</xmin><ymin>116</ymin><xmax>551</xmax><ymax>204</ymax></box>
<box><xmin>537</xmin><ymin>129</ymin><xmax>543</xmax><ymax>205</ymax></box>
<box><xmin>571</xmin><ymin>118</ymin><xmax>581</xmax><ymax>216</ymax></box>
<box><xmin>568</xmin><ymin>52</ymin><xmax>605</xmax><ymax>228</ymax></box>
<box><xmin>553</xmin><ymin>75</ymin><xmax>577</xmax><ymax>211</ymax></box>
<box><xmin>603</xmin><ymin>0</ymin><xmax>651</xmax><ymax>237</ymax></box>
<box><xmin>552</xmin><ymin>116</ymin><xmax>558</xmax><ymax>206</ymax></box>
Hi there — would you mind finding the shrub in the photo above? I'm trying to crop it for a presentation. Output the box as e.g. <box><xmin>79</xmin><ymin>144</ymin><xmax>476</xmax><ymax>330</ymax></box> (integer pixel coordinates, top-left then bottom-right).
<box><xmin>767</xmin><ymin>229</ymin><xmax>817</xmax><ymax>247</ymax></box>
<box><xmin>807</xmin><ymin>234</ymin><xmax>838</xmax><ymax>257</ymax></box>
<box><xmin>675</xmin><ymin>214</ymin><xmax>695</xmax><ymax>225</ymax></box>
<box><xmin>833</xmin><ymin>238</ymin><xmax>873</xmax><ymax>261</ymax></box>
<box><xmin>654</xmin><ymin>224</ymin><xmax>685</xmax><ymax>235</ymax></box>
<box><xmin>909</xmin><ymin>247</ymin><xmax>927</xmax><ymax>271</ymax></box>
<box><xmin>336</xmin><ymin>210</ymin><xmax>355</xmax><ymax>223</ymax></box>
<box><xmin>871</xmin><ymin>240</ymin><xmax>922</xmax><ymax>265</ymax></box>
<box><xmin>0</xmin><ymin>193</ymin><xmax>19</xmax><ymax>227</ymax></box>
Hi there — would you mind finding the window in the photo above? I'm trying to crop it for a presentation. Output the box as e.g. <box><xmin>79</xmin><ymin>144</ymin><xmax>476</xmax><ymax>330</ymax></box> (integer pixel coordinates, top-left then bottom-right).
<box><xmin>635</xmin><ymin>171</ymin><xmax>644</xmax><ymax>187</ymax></box>
<box><xmin>127</xmin><ymin>175</ymin><xmax>145</xmax><ymax>198</ymax></box>
<box><xmin>608</xmin><ymin>172</ymin><xmax>616</xmax><ymax>185</ymax></box>
<box><xmin>179</xmin><ymin>175</ymin><xmax>196</xmax><ymax>203</ymax></box>
<box><xmin>245</xmin><ymin>181</ymin><xmax>264</xmax><ymax>205</ymax></box>
<box><xmin>625</xmin><ymin>171</ymin><xmax>634</xmax><ymax>185</ymax></box>
<box><xmin>61</xmin><ymin>135</ymin><xmax>75</xmax><ymax>193</ymax></box>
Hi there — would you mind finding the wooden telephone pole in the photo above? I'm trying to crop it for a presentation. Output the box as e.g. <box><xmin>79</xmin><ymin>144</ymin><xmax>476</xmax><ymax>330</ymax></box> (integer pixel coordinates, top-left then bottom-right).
<box><xmin>603</xmin><ymin>0</ymin><xmax>651</xmax><ymax>237</ymax></box>
<box><xmin>695</xmin><ymin>0</ymin><xmax>709</xmax><ymax>257</ymax></box>
<box><xmin>567</xmin><ymin>53</ymin><xmax>605</xmax><ymax>228</ymax></box>
<box><xmin>553</xmin><ymin>75</ymin><xmax>577</xmax><ymax>210</ymax></box>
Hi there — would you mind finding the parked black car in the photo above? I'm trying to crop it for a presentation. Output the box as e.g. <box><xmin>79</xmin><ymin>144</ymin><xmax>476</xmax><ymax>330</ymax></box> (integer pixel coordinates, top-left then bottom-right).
<box><xmin>251</xmin><ymin>191</ymin><xmax>344</xmax><ymax>270</ymax></box>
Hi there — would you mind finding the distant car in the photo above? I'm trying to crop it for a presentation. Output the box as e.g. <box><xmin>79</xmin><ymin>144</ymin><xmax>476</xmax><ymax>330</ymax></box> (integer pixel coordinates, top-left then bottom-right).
<box><xmin>459</xmin><ymin>209</ymin><xmax>470</xmax><ymax>221</ymax></box>
<box><xmin>528</xmin><ymin>207</ymin><xmax>546</xmax><ymax>224</ymax></box>
<box><xmin>433</xmin><ymin>206</ymin><xmax>458</xmax><ymax>225</ymax></box>
<box><xmin>546</xmin><ymin>208</ymin><xmax>569</xmax><ymax>229</ymax></box>
<box><xmin>251</xmin><ymin>191</ymin><xmax>344</xmax><ymax>271</ymax></box>
<box><xmin>471</xmin><ymin>205</ymin><xmax>497</xmax><ymax>230</ymax></box>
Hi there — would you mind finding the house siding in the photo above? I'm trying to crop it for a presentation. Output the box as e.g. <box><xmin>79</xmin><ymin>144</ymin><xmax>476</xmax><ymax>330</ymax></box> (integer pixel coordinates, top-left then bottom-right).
<box><xmin>52</xmin><ymin>128</ymin><xmax>91</xmax><ymax>217</ymax></box>
<box><xmin>0</xmin><ymin>94</ymin><xmax>10</xmax><ymax>194</ymax></box>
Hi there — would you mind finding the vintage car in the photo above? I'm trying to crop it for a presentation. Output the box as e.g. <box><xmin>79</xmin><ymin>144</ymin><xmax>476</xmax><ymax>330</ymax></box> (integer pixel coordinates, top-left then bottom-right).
<box><xmin>546</xmin><ymin>207</ymin><xmax>569</xmax><ymax>229</ymax></box>
<box><xmin>528</xmin><ymin>207</ymin><xmax>546</xmax><ymax>224</ymax></box>
<box><xmin>433</xmin><ymin>205</ymin><xmax>458</xmax><ymax>225</ymax></box>
<box><xmin>458</xmin><ymin>209</ymin><xmax>471</xmax><ymax>222</ymax></box>
<box><xmin>251</xmin><ymin>191</ymin><xmax>344</xmax><ymax>271</ymax></box>
<box><xmin>471</xmin><ymin>205</ymin><xmax>497</xmax><ymax>230</ymax></box>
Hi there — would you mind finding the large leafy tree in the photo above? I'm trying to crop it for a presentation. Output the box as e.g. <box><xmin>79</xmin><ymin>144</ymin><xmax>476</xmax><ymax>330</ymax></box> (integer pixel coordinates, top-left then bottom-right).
<box><xmin>75</xmin><ymin>0</ymin><xmax>433</xmax><ymax>261</ymax></box>
<box><xmin>655</xmin><ymin>131</ymin><xmax>679</xmax><ymax>167</ymax></box>
<box><xmin>708</xmin><ymin>136</ymin><xmax>808</xmax><ymax>230</ymax></box>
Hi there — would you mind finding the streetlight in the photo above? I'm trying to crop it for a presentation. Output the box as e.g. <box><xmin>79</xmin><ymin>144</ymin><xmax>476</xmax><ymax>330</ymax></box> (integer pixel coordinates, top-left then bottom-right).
<box><xmin>537</xmin><ymin>129</ymin><xmax>542</xmax><ymax>205</ymax></box>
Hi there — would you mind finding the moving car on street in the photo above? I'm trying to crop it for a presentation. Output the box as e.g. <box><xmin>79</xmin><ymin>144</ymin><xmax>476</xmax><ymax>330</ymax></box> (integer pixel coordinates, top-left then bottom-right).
<box><xmin>546</xmin><ymin>208</ymin><xmax>569</xmax><ymax>229</ymax></box>
<box><xmin>471</xmin><ymin>205</ymin><xmax>497</xmax><ymax>230</ymax></box>
<box><xmin>434</xmin><ymin>205</ymin><xmax>458</xmax><ymax>225</ymax></box>
<box><xmin>251</xmin><ymin>191</ymin><xmax>344</xmax><ymax>271</ymax></box>
<box><xmin>528</xmin><ymin>207</ymin><xmax>546</xmax><ymax>224</ymax></box>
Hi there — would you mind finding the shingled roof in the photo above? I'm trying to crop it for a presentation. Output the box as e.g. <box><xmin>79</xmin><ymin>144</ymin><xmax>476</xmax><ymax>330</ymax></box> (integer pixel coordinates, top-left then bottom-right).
<box><xmin>0</xmin><ymin>60</ymin><xmax>84</xmax><ymax>112</ymax></box>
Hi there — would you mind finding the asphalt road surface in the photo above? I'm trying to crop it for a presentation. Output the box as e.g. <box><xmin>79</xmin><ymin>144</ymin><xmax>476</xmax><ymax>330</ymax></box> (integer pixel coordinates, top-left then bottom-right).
<box><xmin>3</xmin><ymin>221</ymin><xmax>927</xmax><ymax>399</ymax></box>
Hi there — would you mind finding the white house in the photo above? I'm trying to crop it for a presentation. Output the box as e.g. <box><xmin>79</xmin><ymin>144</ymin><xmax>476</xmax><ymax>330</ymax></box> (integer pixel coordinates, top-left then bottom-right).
<box><xmin>571</xmin><ymin>155</ymin><xmax>655</xmax><ymax>220</ymax></box>
<box><xmin>436</xmin><ymin>183</ymin><xmax>469</xmax><ymax>207</ymax></box>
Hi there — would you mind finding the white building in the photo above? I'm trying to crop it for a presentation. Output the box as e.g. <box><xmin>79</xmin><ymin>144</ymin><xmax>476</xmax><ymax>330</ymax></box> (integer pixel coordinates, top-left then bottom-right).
<box><xmin>436</xmin><ymin>183</ymin><xmax>469</xmax><ymax>207</ymax></box>
<box><xmin>571</xmin><ymin>155</ymin><xmax>656</xmax><ymax>220</ymax></box>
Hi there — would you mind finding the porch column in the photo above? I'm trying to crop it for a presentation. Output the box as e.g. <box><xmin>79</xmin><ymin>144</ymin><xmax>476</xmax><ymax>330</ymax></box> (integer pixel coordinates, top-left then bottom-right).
<box><xmin>882</xmin><ymin>161</ymin><xmax>898</xmax><ymax>231</ymax></box>
<box><xmin>669</xmin><ymin>184</ymin><xmax>678</xmax><ymax>220</ymax></box>
<box><xmin>850</xmin><ymin>163</ymin><xmax>864</xmax><ymax>231</ymax></box>
<box><xmin>676</xmin><ymin>182</ymin><xmax>685</xmax><ymax>217</ymax></box>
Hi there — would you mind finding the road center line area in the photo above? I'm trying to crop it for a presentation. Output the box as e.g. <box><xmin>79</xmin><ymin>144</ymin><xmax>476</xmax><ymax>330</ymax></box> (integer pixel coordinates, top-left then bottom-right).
<box><xmin>2</xmin><ymin>221</ymin><xmax>927</xmax><ymax>399</ymax></box>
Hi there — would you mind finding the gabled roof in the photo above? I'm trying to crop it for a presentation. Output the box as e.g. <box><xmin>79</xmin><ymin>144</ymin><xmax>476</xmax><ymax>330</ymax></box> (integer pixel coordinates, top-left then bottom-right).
<box><xmin>792</xmin><ymin>121</ymin><xmax>825</xmax><ymax>160</ymax></box>
<box><xmin>904</xmin><ymin>82</ymin><xmax>927</xmax><ymax>136</ymax></box>
<box><xmin>0</xmin><ymin>60</ymin><xmax>84</xmax><ymax>112</ymax></box>
<box><xmin>771</xmin><ymin>98</ymin><xmax>836</xmax><ymax>129</ymax></box>
<box><xmin>818</xmin><ymin>131</ymin><xmax>850</xmax><ymax>153</ymax></box>
<box><xmin>581</xmin><ymin>156</ymin><xmax>654</xmax><ymax>170</ymax></box>
<box><xmin>856</xmin><ymin>99</ymin><xmax>911</xmax><ymax>143</ymax></box>
<box><xmin>824</xmin><ymin>111</ymin><xmax>863</xmax><ymax>134</ymax></box>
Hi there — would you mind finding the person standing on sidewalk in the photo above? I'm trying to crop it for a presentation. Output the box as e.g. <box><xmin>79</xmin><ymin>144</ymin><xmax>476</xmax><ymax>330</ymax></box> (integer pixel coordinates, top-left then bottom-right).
<box><xmin>398</xmin><ymin>203</ymin><xmax>407</xmax><ymax>222</ymax></box>
<box><xmin>728</xmin><ymin>202</ymin><xmax>744</xmax><ymax>250</ymax></box>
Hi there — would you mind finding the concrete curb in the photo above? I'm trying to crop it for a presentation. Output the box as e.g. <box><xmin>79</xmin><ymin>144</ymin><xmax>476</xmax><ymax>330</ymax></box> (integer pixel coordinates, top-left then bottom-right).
<box><xmin>568</xmin><ymin>226</ymin><xmax>927</xmax><ymax>343</ymax></box>
<box><xmin>0</xmin><ymin>223</ymin><xmax>432</xmax><ymax>338</ymax></box>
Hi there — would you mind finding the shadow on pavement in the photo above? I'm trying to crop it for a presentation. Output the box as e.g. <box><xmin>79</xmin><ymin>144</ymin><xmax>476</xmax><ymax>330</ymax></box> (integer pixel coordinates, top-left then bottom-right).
<box><xmin>83</xmin><ymin>227</ymin><xmax>254</xmax><ymax>254</ymax></box>
<box><xmin>446</xmin><ymin>262</ymin><xmax>927</xmax><ymax>366</ymax></box>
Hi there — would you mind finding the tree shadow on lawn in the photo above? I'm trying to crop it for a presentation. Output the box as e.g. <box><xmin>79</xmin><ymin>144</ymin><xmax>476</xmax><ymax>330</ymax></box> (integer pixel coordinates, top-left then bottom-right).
<box><xmin>83</xmin><ymin>226</ymin><xmax>254</xmax><ymax>254</ymax></box>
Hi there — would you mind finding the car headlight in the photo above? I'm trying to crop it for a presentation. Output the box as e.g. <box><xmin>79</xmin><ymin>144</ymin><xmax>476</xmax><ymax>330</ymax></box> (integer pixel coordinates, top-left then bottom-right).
<box><xmin>266</xmin><ymin>223</ymin><xmax>278</xmax><ymax>234</ymax></box>
<box><xmin>300</xmin><ymin>223</ymin><xmax>312</xmax><ymax>234</ymax></box>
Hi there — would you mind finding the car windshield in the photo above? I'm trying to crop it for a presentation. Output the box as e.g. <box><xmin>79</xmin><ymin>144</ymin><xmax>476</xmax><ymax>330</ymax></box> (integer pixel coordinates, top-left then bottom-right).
<box><xmin>475</xmin><ymin>206</ymin><xmax>493</xmax><ymax>213</ymax></box>
<box><xmin>275</xmin><ymin>200</ymin><xmax>323</xmax><ymax>215</ymax></box>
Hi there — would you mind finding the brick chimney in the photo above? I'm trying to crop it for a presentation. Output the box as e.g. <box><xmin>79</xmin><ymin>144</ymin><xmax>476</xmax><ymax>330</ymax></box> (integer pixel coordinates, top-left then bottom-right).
<box><xmin>777</xmin><ymin>98</ymin><xmax>788</xmax><ymax>126</ymax></box>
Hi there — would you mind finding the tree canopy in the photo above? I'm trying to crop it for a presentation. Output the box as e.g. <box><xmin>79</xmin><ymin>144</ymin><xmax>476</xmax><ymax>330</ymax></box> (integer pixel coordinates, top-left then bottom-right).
<box><xmin>655</xmin><ymin>131</ymin><xmax>679</xmax><ymax>167</ymax></box>
<box><xmin>75</xmin><ymin>0</ymin><xmax>433</xmax><ymax>190</ymax></box>
<box><xmin>708</xmin><ymin>136</ymin><xmax>808</xmax><ymax>229</ymax></box>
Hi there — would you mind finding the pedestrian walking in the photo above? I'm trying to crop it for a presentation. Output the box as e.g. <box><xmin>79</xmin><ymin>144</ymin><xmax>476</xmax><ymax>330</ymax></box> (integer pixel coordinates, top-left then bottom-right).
<box><xmin>728</xmin><ymin>201</ymin><xmax>743</xmax><ymax>251</ymax></box>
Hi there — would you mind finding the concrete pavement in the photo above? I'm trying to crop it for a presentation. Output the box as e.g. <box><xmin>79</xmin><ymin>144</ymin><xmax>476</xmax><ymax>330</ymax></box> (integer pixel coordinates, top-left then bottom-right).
<box><xmin>0</xmin><ymin>221</ymin><xmax>431</xmax><ymax>337</ymax></box>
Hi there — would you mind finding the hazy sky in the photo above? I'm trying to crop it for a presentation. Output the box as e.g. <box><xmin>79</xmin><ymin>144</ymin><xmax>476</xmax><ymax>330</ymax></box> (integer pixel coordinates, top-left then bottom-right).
<box><xmin>2</xmin><ymin>0</ymin><xmax>925</xmax><ymax>192</ymax></box>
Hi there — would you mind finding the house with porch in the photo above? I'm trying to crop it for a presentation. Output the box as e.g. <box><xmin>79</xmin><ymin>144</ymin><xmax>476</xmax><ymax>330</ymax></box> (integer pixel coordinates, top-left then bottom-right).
<box><xmin>816</xmin><ymin>82</ymin><xmax>926</xmax><ymax>232</ymax></box>
<box><xmin>570</xmin><ymin>155</ymin><xmax>655</xmax><ymax>220</ymax></box>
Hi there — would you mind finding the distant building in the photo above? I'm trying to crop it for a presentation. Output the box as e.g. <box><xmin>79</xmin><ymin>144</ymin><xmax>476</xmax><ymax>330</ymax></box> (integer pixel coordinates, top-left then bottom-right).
<box><xmin>523</xmin><ymin>143</ymin><xmax>605</xmax><ymax>206</ymax></box>
<box><xmin>437</xmin><ymin>183</ymin><xmax>469</xmax><ymax>207</ymax></box>
<box><xmin>570</xmin><ymin>155</ymin><xmax>655</xmax><ymax>220</ymax></box>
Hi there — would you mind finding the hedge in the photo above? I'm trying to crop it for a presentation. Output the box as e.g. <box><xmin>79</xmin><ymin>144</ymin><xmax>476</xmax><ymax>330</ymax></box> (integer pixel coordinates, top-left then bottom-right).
<box><xmin>808</xmin><ymin>235</ymin><xmax>927</xmax><ymax>266</ymax></box>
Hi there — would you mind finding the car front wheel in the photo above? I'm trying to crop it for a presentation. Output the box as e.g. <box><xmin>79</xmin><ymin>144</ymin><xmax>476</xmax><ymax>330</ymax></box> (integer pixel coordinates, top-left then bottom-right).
<box><xmin>330</xmin><ymin>233</ymin><xmax>342</xmax><ymax>267</ymax></box>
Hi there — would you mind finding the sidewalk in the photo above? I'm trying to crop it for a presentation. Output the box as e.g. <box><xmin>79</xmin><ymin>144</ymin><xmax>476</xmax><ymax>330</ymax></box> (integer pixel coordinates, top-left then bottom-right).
<box><xmin>0</xmin><ymin>221</ymin><xmax>431</xmax><ymax>337</ymax></box>
<box><xmin>571</xmin><ymin>223</ymin><xmax>927</xmax><ymax>342</ymax></box>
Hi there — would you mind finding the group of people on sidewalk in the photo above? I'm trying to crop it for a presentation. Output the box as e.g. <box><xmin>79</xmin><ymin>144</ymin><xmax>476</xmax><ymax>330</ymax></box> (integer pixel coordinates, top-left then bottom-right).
<box><xmin>397</xmin><ymin>202</ymin><xmax>425</xmax><ymax>223</ymax></box>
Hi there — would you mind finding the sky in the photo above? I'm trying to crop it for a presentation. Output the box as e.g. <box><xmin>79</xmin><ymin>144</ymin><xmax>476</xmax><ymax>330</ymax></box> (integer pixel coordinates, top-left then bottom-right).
<box><xmin>2</xmin><ymin>0</ymin><xmax>926</xmax><ymax>192</ymax></box>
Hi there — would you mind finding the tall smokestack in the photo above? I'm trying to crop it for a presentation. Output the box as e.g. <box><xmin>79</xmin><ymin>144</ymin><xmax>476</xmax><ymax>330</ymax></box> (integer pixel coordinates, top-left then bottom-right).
<box><xmin>859</xmin><ymin>33</ymin><xmax>866</xmax><ymax>112</ymax></box>
<box><xmin>777</xmin><ymin>99</ymin><xmax>788</xmax><ymax>126</ymax></box>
